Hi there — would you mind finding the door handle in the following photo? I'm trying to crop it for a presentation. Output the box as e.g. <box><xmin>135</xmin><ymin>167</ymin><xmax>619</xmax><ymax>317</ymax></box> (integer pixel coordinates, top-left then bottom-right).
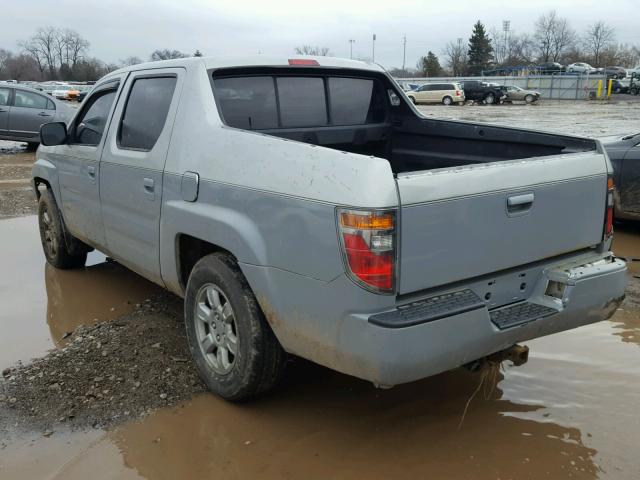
<box><xmin>143</xmin><ymin>177</ymin><xmax>155</xmax><ymax>200</ymax></box>
<box><xmin>38</xmin><ymin>112</ymin><xmax>53</xmax><ymax>117</ymax></box>
<box><xmin>87</xmin><ymin>165</ymin><xmax>96</xmax><ymax>177</ymax></box>
<box><xmin>506</xmin><ymin>193</ymin><xmax>534</xmax><ymax>216</ymax></box>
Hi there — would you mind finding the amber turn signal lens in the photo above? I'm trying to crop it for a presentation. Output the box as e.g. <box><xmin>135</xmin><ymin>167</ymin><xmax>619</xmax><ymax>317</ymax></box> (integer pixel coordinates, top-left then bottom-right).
<box><xmin>340</xmin><ymin>212</ymin><xmax>394</xmax><ymax>230</ymax></box>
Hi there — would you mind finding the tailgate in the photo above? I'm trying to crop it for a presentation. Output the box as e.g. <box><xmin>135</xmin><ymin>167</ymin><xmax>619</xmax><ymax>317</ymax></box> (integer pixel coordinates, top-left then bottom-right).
<box><xmin>396</xmin><ymin>152</ymin><xmax>608</xmax><ymax>294</ymax></box>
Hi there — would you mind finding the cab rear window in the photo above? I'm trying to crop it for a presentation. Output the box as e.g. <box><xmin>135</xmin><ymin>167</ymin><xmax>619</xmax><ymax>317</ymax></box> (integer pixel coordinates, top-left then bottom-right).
<box><xmin>213</xmin><ymin>74</ymin><xmax>386</xmax><ymax>130</ymax></box>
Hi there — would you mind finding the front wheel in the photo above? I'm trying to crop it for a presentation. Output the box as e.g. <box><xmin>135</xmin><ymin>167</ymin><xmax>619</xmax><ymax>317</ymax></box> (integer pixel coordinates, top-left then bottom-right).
<box><xmin>38</xmin><ymin>189</ymin><xmax>87</xmax><ymax>269</ymax></box>
<box><xmin>524</xmin><ymin>94</ymin><xmax>535</xmax><ymax>104</ymax></box>
<box><xmin>184</xmin><ymin>253</ymin><xmax>287</xmax><ymax>401</ymax></box>
<box><xmin>484</xmin><ymin>93</ymin><xmax>495</xmax><ymax>104</ymax></box>
<box><xmin>408</xmin><ymin>96</ymin><xmax>417</xmax><ymax>104</ymax></box>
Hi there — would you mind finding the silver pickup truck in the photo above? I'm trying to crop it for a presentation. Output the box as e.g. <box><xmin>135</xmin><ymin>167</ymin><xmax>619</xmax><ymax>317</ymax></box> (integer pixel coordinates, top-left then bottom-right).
<box><xmin>32</xmin><ymin>56</ymin><xmax>627</xmax><ymax>400</ymax></box>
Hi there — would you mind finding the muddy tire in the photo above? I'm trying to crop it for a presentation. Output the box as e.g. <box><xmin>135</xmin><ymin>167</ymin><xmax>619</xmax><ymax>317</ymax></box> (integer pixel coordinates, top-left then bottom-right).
<box><xmin>184</xmin><ymin>253</ymin><xmax>287</xmax><ymax>401</ymax></box>
<box><xmin>38</xmin><ymin>189</ymin><xmax>87</xmax><ymax>269</ymax></box>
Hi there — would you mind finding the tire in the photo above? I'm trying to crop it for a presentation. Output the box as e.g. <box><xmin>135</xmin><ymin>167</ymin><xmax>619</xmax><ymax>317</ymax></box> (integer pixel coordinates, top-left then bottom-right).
<box><xmin>26</xmin><ymin>142</ymin><xmax>39</xmax><ymax>151</ymax></box>
<box><xmin>614</xmin><ymin>87</ymin><xmax>621</xmax><ymax>94</ymax></box>
<box><xmin>184</xmin><ymin>253</ymin><xmax>287</xmax><ymax>401</ymax></box>
<box><xmin>38</xmin><ymin>189</ymin><xmax>88</xmax><ymax>269</ymax></box>
<box><xmin>524</xmin><ymin>94</ymin><xmax>535</xmax><ymax>104</ymax></box>
<box><xmin>408</xmin><ymin>96</ymin><xmax>417</xmax><ymax>105</ymax></box>
<box><xmin>442</xmin><ymin>96</ymin><xmax>453</xmax><ymax>106</ymax></box>
<box><xmin>484</xmin><ymin>93</ymin><xmax>496</xmax><ymax>104</ymax></box>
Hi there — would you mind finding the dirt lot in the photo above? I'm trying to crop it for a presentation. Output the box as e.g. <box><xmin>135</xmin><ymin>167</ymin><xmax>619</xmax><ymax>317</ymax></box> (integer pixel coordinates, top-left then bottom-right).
<box><xmin>1</xmin><ymin>101</ymin><xmax>640</xmax><ymax>479</ymax></box>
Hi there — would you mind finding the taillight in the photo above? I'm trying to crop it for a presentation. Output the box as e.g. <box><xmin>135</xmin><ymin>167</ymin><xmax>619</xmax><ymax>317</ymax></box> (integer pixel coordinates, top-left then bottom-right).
<box><xmin>455</xmin><ymin>90</ymin><xmax>461</xmax><ymax>96</ymax></box>
<box><xmin>337</xmin><ymin>209</ymin><xmax>396</xmax><ymax>294</ymax></box>
<box><xmin>604</xmin><ymin>176</ymin><xmax>614</xmax><ymax>239</ymax></box>
<box><xmin>288</xmin><ymin>59</ymin><xmax>320</xmax><ymax>66</ymax></box>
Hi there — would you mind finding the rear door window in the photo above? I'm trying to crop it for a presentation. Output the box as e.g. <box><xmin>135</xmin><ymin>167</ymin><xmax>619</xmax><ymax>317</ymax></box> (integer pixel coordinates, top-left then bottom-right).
<box><xmin>328</xmin><ymin>77</ymin><xmax>385</xmax><ymax>125</ymax></box>
<box><xmin>213</xmin><ymin>76</ymin><xmax>277</xmax><ymax>129</ymax></box>
<box><xmin>14</xmin><ymin>90</ymin><xmax>49</xmax><ymax>109</ymax></box>
<box><xmin>276</xmin><ymin>77</ymin><xmax>327</xmax><ymax>128</ymax></box>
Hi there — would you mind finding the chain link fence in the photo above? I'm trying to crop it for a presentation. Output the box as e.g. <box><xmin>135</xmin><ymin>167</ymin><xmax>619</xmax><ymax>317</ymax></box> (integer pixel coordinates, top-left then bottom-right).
<box><xmin>395</xmin><ymin>74</ymin><xmax>610</xmax><ymax>100</ymax></box>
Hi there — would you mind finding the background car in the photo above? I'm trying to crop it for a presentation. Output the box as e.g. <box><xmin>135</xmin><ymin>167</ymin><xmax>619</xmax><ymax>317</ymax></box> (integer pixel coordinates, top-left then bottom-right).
<box><xmin>76</xmin><ymin>85</ymin><xmax>92</xmax><ymax>102</ymax></box>
<box><xmin>535</xmin><ymin>62</ymin><xmax>565</xmax><ymax>74</ymax></box>
<box><xmin>597</xmin><ymin>66</ymin><xmax>626</xmax><ymax>79</ymax></box>
<box><xmin>405</xmin><ymin>82</ymin><xmax>465</xmax><ymax>105</ymax></box>
<box><xmin>0</xmin><ymin>84</ymin><xmax>75</xmax><ymax>148</ymax></box>
<box><xmin>503</xmin><ymin>85</ymin><xmax>541</xmax><ymax>103</ymax></box>
<box><xmin>602</xmin><ymin>133</ymin><xmax>640</xmax><ymax>221</ymax></box>
<box><xmin>566</xmin><ymin>62</ymin><xmax>597</xmax><ymax>74</ymax></box>
<box><xmin>611</xmin><ymin>79</ymin><xmax>629</xmax><ymax>94</ymax></box>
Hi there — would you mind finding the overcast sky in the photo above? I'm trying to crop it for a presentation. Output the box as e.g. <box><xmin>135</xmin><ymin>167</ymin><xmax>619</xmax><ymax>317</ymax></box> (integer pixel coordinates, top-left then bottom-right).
<box><xmin>3</xmin><ymin>0</ymin><xmax>639</xmax><ymax>68</ymax></box>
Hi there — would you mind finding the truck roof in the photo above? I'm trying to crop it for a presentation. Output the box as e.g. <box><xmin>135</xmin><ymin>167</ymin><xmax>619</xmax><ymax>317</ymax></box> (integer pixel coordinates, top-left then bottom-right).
<box><xmin>107</xmin><ymin>55</ymin><xmax>385</xmax><ymax>78</ymax></box>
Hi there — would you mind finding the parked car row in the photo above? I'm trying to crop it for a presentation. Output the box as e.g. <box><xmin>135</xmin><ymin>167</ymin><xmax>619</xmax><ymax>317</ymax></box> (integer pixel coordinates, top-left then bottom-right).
<box><xmin>0</xmin><ymin>80</ymin><xmax>94</xmax><ymax>101</ymax></box>
<box><xmin>403</xmin><ymin>81</ymin><xmax>540</xmax><ymax>105</ymax></box>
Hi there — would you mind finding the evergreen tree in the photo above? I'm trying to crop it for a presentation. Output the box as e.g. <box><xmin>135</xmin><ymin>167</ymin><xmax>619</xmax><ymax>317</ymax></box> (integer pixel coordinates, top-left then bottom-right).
<box><xmin>193</xmin><ymin>50</ymin><xmax>203</xmax><ymax>57</ymax></box>
<box><xmin>417</xmin><ymin>51</ymin><xmax>442</xmax><ymax>77</ymax></box>
<box><xmin>467</xmin><ymin>21</ymin><xmax>493</xmax><ymax>75</ymax></box>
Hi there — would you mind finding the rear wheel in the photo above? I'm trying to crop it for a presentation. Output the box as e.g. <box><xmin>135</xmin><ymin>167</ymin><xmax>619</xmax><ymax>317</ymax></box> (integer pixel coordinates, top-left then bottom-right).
<box><xmin>26</xmin><ymin>142</ymin><xmax>39</xmax><ymax>151</ymax></box>
<box><xmin>442</xmin><ymin>96</ymin><xmax>453</xmax><ymax>106</ymax></box>
<box><xmin>408</xmin><ymin>96</ymin><xmax>417</xmax><ymax>104</ymax></box>
<box><xmin>184</xmin><ymin>253</ymin><xmax>287</xmax><ymax>401</ymax></box>
<box><xmin>38</xmin><ymin>189</ymin><xmax>88</xmax><ymax>269</ymax></box>
<box><xmin>484</xmin><ymin>93</ymin><xmax>496</xmax><ymax>104</ymax></box>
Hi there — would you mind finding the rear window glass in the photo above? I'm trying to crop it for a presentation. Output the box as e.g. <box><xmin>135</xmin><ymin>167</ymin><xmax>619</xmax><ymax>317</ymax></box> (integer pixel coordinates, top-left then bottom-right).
<box><xmin>328</xmin><ymin>77</ymin><xmax>384</xmax><ymax>125</ymax></box>
<box><xmin>213</xmin><ymin>76</ymin><xmax>277</xmax><ymax>129</ymax></box>
<box><xmin>213</xmin><ymin>74</ymin><xmax>386</xmax><ymax>130</ymax></box>
<box><xmin>277</xmin><ymin>77</ymin><xmax>327</xmax><ymax>128</ymax></box>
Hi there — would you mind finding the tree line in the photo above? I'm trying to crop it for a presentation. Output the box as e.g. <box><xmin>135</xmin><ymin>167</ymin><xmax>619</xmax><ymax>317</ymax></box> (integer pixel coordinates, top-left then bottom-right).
<box><xmin>396</xmin><ymin>11</ymin><xmax>639</xmax><ymax>77</ymax></box>
<box><xmin>0</xmin><ymin>27</ymin><xmax>203</xmax><ymax>82</ymax></box>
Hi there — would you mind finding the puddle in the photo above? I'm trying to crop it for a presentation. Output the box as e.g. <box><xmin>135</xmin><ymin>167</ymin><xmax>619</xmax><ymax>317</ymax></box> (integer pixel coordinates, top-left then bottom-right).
<box><xmin>0</xmin><ymin>216</ymin><xmax>639</xmax><ymax>479</ymax></box>
<box><xmin>0</xmin><ymin>216</ymin><xmax>161</xmax><ymax>368</ymax></box>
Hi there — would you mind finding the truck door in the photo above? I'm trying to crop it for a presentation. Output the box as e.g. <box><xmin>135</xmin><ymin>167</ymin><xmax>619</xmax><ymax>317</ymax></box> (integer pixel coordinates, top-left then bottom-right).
<box><xmin>55</xmin><ymin>78</ymin><xmax>124</xmax><ymax>248</ymax></box>
<box><xmin>99</xmin><ymin>68</ymin><xmax>184</xmax><ymax>285</ymax></box>
<box><xmin>0</xmin><ymin>87</ymin><xmax>10</xmax><ymax>134</ymax></box>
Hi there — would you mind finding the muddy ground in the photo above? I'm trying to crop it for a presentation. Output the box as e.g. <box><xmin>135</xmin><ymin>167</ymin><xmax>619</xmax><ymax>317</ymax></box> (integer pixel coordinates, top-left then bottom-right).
<box><xmin>1</xmin><ymin>101</ymin><xmax>640</xmax><ymax>479</ymax></box>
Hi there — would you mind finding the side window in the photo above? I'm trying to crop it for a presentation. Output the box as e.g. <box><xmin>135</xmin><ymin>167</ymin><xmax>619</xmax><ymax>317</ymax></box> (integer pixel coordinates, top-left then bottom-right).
<box><xmin>47</xmin><ymin>99</ymin><xmax>56</xmax><ymax>110</ymax></box>
<box><xmin>14</xmin><ymin>90</ymin><xmax>49</xmax><ymax>109</ymax></box>
<box><xmin>73</xmin><ymin>90</ymin><xmax>117</xmax><ymax>146</ymax></box>
<box><xmin>277</xmin><ymin>77</ymin><xmax>327</xmax><ymax>128</ymax></box>
<box><xmin>213</xmin><ymin>76</ymin><xmax>277</xmax><ymax>129</ymax></box>
<box><xmin>419</xmin><ymin>85</ymin><xmax>431</xmax><ymax>91</ymax></box>
<box><xmin>119</xmin><ymin>76</ymin><xmax>177</xmax><ymax>151</ymax></box>
<box><xmin>0</xmin><ymin>88</ymin><xmax>10</xmax><ymax>106</ymax></box>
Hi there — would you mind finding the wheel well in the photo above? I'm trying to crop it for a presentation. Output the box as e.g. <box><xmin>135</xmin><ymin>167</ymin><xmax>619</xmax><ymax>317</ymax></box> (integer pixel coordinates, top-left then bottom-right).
<box><xmin>33</xmin><ymin>177</ymin><xmax>51</xmax><ymax>199</ymax></box>
<box><xmin>177</xmin><ymin>234</ymin><xmax>234</xmax><ymax>291</ymax></box>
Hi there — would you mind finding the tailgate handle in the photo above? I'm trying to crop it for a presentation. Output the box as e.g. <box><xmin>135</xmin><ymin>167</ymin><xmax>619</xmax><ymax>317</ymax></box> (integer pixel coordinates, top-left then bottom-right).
<box><xmin>507</xmin><ymin>193</ymin><xmax>534</xmax><ymax>216</ymax></box>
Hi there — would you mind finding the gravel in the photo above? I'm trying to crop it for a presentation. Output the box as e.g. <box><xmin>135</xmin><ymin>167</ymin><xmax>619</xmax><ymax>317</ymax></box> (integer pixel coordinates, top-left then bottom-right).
<box><xmin>0</xmin><ymin>188</ymin><xmax>37</xmax><ymax>219</ymax></box>
<box><xmin>0</xmin><ymin>293</ymin><xmax>206</xmax><ymax>432</ymax></box>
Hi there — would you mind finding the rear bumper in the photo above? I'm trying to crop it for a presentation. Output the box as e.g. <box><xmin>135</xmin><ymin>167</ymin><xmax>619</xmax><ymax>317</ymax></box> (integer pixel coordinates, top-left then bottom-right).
<box><xmin>339</xmin><ymin>254</ymin><xmax>626</xmax><ymax>386</ymax></box>
<box><xmin>242</xmin><ymin>252</ymin><xmax>626</xmax><ymax>387</ymax></box>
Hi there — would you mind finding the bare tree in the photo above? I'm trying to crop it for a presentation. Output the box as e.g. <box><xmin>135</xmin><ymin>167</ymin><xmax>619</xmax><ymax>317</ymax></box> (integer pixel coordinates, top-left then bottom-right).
<box><xmin>294</xmin><ymin>45</ymin><xmax>332</xmax><ymax>56</ymax></box>
<box><xmin>150</xmin><ymin>49</ymin><xmax>187</xmax><ymax>61</ymax></box>
<box><xmin>4</xmin><ymin>54</ymin><xmax>41</xmax><ymax>81</ymax></box>
<box><xmin>63</xmin><ymin>29</ymin><xmax>90</xmax><ymax>66</ymax></box>
<box><xmin>20</xmin><ymin>27</ymin><xmax>59</xmax><ymax>77</ymax></box>
<box><xmin>583</xmin><ymin>21</ymin><xmax>615</xmax><ymax>66</ymax></box>
<box><xmin>534</xmin><ymin>11</ymin><xmax>575</xmax><ymax>62</ymax></box>
<box><xmin>120</xmin><ymin>56</ymin><xmax>143</xmax><ymax>66</ymax></box>
<box><xmin>443</xmin><ymin>40</ymin><xmax>467</xmax><ymax>76</ymax></box>
<box><xmin>0</xmin><ymin>48</ymin><xmax>12</xmax><ymax>78</ymax></box>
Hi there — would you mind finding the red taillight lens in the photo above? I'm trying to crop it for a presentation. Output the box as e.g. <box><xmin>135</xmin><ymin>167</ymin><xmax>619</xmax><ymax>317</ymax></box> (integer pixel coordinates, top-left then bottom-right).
<box><xmin>604</xmin><ymin>176</ymin><xmax>614</xmax><ymax>238</ymax></box>
<box><xmin>337</xmin><ymin>209</ymin><xmax>396</xmax><ymax>294</ymax></box>
<box><xmin>455</xmin><ymin>90</ymin><xmax>461</xmax><ymax>96</ymax></box>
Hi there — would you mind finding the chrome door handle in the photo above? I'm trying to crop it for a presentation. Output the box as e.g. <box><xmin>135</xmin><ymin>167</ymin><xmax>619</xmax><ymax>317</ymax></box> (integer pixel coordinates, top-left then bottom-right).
<box><xmin>38</xmin><ymin>112</ymin><xmax>53</xmax><ymax>117</ymax></box>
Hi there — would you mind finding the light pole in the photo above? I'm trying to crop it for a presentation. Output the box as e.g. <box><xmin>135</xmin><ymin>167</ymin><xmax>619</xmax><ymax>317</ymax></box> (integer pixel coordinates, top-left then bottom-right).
<box><xmin>402</xmin><ymin>35</ymin><xmax>407</xmax><ymax>71</ymax></box>
<box><xmin>502</xmin><ymin>20</ymin><xmax>510</xmax><ymax>64</ymax></box>
<box><xmin>372</xmin><ymin>34</ymin><xmax>376</xmax><ymax>62</ymax></box>
<box><xmin>348</xmin><ymin>39</ymin><xmax>356</xmax><ymax>59</ymax></box>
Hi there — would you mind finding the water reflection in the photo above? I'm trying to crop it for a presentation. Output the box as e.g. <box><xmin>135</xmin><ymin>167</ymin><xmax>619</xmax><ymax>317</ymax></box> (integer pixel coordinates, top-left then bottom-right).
<box><xmin>45</xmin><ymin>261</ymin><xmax>160</xmax><ymax>347</ymax></box>
<box><xmin>110</xmin><ymin>364</ymin><xmax>598</xmax><ymax>480</ymax></box>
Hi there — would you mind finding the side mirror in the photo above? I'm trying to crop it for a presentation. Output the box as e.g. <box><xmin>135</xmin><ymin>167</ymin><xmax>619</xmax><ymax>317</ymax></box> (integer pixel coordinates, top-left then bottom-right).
<box><xmin>40</xmin><ymin>122</ymin><xmax>68</xmax><ymax>146</ymax></box>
